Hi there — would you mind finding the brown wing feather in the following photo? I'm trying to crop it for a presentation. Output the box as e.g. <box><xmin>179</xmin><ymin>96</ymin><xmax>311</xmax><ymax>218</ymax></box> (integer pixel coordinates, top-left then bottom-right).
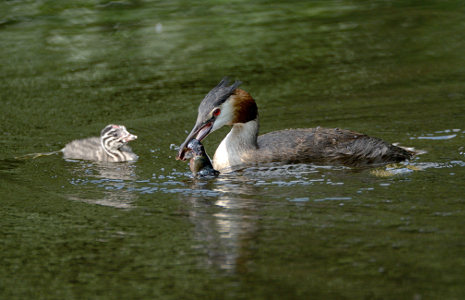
<box><xmin>256</xmin><ymin>127</ymin><xmax>412</xmax><ymax>166</ymax></box>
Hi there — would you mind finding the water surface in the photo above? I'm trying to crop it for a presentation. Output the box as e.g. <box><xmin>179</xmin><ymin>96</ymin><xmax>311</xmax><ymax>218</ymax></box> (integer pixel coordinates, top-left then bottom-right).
<box><xmin>1</xmin><ymin>1</ymin><xmax>465</xmax><ymax>299</ymax></box>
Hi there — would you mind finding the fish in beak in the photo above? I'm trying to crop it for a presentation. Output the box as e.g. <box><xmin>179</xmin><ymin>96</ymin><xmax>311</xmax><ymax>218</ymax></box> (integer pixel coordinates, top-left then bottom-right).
<box><xmin>186</xmin><ymin>138</ymin><xmax>219</xmax><ymax>178</ymax></box>
<box><xmin>177</xmin><ymin>116</ymin><xmax>214</xmax><ymax>160</ymax></box>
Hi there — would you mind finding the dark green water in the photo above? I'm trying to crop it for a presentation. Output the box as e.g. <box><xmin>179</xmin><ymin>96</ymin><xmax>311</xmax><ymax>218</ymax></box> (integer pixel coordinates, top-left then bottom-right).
<box><xmin>1</xmin><ymin>1</ymin><xmax>465</xmax><ymax>299</ymax></box>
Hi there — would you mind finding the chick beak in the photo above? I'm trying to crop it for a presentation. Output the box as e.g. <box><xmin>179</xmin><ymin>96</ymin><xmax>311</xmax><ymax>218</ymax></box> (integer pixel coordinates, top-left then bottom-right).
<box><xmin>122</xmin><ymin>133</ymin><xmax>137</xmax><ymax>143</ymax></box>
<box><xmin>177</xmin><ymin>121</ymin><xmax>213</xmax><ymax>161</ymax></box>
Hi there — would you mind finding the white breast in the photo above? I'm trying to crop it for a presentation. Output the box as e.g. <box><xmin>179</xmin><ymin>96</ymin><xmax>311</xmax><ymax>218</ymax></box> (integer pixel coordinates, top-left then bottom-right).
<box><xmin>212</xmin><ymin>120</ymin><xmax>259</xmax><ymax>171</ymax></box>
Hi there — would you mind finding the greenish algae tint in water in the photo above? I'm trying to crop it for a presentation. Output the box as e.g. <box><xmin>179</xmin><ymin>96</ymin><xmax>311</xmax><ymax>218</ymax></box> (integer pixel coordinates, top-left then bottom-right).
<box><xmin>1</xmin><ymin>1</ymin><xmax>465</xmax><ymax>299</ymax></box>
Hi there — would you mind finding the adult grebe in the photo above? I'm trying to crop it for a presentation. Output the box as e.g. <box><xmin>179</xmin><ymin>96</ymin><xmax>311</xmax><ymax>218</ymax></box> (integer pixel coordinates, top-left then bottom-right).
<box><xmin>176</xmin><ymin>78</ymin><xmax>413</xmax><ymax>172</ymax></box>
<box><xmin>62</xmin><ymin>124</ymin><xmax>138</xmax><ymax>162</ymax></box>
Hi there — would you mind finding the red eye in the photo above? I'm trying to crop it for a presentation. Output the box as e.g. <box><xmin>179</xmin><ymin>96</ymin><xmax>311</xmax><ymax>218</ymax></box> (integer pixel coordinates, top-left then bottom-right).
<box><xmin>213</xmin><ymin>108</ymin><xmax>221</xmax><ymax>117</ymax></box>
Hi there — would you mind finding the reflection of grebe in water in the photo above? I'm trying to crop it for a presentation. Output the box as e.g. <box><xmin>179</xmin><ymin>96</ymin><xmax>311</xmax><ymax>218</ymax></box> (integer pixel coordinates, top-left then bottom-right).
<box><xmin>185</xmin><ymin>176</ymin><xmax>261</xmax><ymax>272</ymax></box>
<box><xmin>177</xmin><ymin>78</ymin><xmax>416</xmax><ymax>172</ymax></box>
<box><xmin>17</xmin><ymin>124</ymin><xmax>138</xmax><ymax>162</ymax></box>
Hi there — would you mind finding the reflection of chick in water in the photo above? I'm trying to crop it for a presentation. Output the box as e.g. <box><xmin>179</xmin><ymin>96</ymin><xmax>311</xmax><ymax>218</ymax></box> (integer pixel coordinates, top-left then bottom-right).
<box><xmin>186</xmin><ymin>139</ymin><xmax>219</xmax><ymax>178</ymax></box>
<box><xmin>93</xmin><ymin>162</ymin><xmax>137</xmax><ymax>181</ymax></box>
<box><xmin>68</xmin><ymin>161</ymin><xmax>138</xmax><ymax>209</ymax></box>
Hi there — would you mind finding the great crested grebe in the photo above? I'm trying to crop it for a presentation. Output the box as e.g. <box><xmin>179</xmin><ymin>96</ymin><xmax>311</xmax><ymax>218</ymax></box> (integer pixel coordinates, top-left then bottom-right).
<box><xmin>62</xmin><ymin>124</ymin><xmax>138</xmax><ymax>162</ymax></box>
<box><xmin>176</xmin><ymin>78</ymin><xmax>414</xmax><ymax>172</ymax></box>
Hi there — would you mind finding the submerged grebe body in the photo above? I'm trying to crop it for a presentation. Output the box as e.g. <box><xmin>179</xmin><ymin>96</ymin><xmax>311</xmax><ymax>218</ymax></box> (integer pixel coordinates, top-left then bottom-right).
<box><xmin>177</xmin><ymin>78</ymin><xmax>413</xmax><ymax>172</ymax></box>
<box><xmin>62</xmin><ymin>124</ymin><xmax>138</xmax><ymax>162</ymax></box>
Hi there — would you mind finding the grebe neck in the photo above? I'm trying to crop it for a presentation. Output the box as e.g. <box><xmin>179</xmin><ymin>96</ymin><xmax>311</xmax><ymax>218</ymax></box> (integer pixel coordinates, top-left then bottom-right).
<box><xmin>213</xmin><ymin>119</ymin><xmax>259</xmax><ymax>170</ymax></box>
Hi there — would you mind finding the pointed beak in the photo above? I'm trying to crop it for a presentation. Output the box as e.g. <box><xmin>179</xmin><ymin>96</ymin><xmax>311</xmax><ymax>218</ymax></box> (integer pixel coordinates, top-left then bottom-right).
<box><xmin>176</xmin><ymin>120</ymin><xmax>213</xmax><ymax>161</ymax></box>
<box><xmin>122</xmin><ymin>133</ymin><xmax>137</xmax><ymax>143</ymax></box>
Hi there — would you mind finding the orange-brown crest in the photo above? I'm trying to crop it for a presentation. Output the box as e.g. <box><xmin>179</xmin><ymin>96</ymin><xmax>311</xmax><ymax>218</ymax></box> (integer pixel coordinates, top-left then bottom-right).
<box><xmin>231</xmin><ymin>89</ymin><xmax>258</xmax><ymax>124</ymax></box>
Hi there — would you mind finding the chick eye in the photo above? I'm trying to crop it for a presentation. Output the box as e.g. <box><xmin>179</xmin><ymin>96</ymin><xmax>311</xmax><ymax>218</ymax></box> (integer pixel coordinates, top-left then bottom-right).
<box><xmin>112</xmin><ymin>132</ymin><xmax>118</xmax><ymax>137</ymax></box>
<box><xmin>213</xmin><ymin>108</ymin><xmax>221</xmax><ymax>117</ymax></box>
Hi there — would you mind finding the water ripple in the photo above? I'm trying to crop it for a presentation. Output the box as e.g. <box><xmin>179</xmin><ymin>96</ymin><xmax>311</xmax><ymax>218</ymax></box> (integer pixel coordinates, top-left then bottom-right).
<box><xmin>410</xmin><ymin>128</ymin><xmax>463</xmax><ymax>140</ymax></box>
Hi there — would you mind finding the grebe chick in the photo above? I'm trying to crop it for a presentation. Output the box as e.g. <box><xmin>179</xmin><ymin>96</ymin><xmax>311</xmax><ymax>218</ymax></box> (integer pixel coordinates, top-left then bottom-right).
<box><xmin>62</xmin><ymin>124</ymin><xmax>138</xmax><ymax>162</ymax></box>
<box><xmin>176</xmin><ymin>78</ymin><xmax>415</xmax><ymax>172</ymax></box>
<box><xmin>186</xmin><ymin>139</ymin><xmax>219</xmax><ymax>178</ymax></box>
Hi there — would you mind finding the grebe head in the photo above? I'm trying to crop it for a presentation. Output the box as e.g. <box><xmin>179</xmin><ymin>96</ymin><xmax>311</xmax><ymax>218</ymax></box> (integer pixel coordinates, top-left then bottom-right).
<box><xmin>177</xmin><ymin>77</ymin><xmax>258</xmax><ymax>160</ymax></box>
<box><xmin>101</xmin><ymin>124</ymin><xmax>137</xmax><ymax>151</ymax></box>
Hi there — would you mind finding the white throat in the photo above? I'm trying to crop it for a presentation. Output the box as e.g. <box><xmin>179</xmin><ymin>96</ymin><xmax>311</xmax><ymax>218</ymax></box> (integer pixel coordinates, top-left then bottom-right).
<box><xmin>212</xmin><ymin>119</ymin><xmax>259</xmax><ymax>171</ymax></box>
